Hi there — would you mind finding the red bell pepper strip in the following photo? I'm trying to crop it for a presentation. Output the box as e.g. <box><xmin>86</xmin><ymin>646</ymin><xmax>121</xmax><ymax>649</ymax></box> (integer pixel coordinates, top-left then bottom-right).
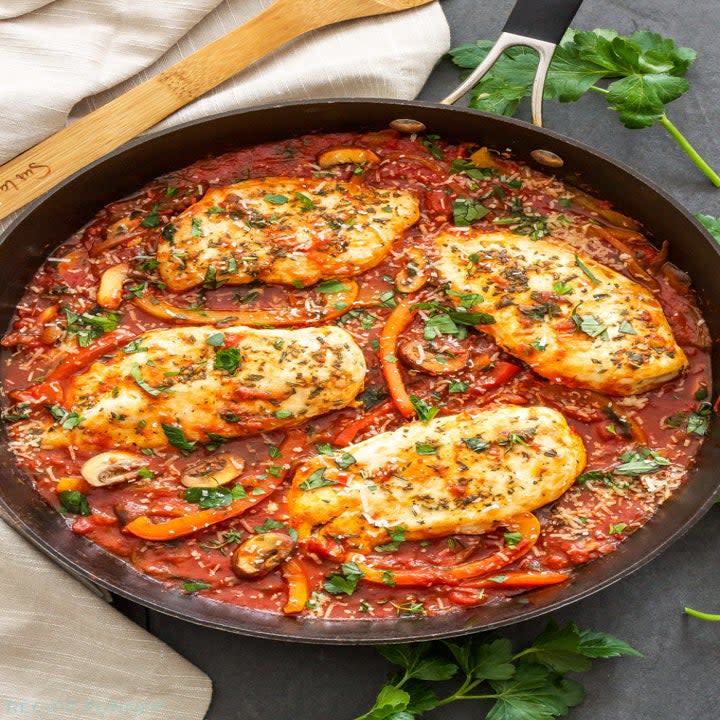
<box><xmin>124</xmin><ymin>430</ymin><xmax>308</xmax><ymax>541</ymax></box>
<box><xmin>332</xmin><ymin>401</ymin><xmax>396</xmax><ymax>447</ymax></box>
<box><xmin>346</xmin><ymin>513</ymin><xmax>541</xmax><ymax>588</ymax></box>
<box><xmin>379</xmin><ymin>299</ymin><xmax>417</xmax><ymax>419</ymax></box>
<box><xmin>457</xmin><ymin>570</ymin><xmax>570</xmax><ymax>589</ymax></box>
<box><xmin>476</xmin><ymin>360</ymin><xmax>521</xmax><ymax>391</ymax></box>
<box><xmin>10</xmin><ymin>328</ymin><xmax>135</xmax><ymax>404</ymax></box>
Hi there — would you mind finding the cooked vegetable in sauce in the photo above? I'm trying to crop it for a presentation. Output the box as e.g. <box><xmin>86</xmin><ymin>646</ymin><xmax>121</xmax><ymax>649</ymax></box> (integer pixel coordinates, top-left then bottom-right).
<box><xmin>0</xmin><ymin>128</ymin><xmax>711</xmax><ymax>620</ymax></box>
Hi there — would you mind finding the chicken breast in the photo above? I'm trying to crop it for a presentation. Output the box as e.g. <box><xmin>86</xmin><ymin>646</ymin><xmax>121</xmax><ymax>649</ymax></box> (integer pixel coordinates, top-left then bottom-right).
<box><xmin>40</xmin><ymin>325</ymin><xmax>366</xmax><ymax>450</ymax></box>
<box><xmin>288</xmin><ymin>405</ymin><xmax>585</xmax><ymax>552</ymax></box>
<box><xmin>435</xmin><ymin>230</ymin><xmax>687</xmax><ymax>395</ymax></box>
<box><xmin>156</xmin><ymin>177</ymin><xmax>419</xmax><ymax>292</ymax></box>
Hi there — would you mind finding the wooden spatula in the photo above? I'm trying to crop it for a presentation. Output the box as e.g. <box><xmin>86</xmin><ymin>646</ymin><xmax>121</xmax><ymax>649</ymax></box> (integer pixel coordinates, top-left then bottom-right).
<box><xmin>0</xmin><ymin>0</ymin><xmax>433</xmax><ymax>222</ymax></box>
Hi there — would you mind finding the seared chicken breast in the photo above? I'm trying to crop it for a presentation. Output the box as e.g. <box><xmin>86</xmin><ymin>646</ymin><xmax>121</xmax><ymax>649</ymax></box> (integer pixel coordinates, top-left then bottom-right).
<box><xmin>40</xmin><ymin>325</ymin><xmax>366</xmax><ymax>450</ymax></box>
<box><xmin>156</xmin><ymin>177</ymin><xmax>420</xmax><ymax>292</ymax></box>
<box><xmin>435</xmin><ymin>230</ymin><xmax>687</xmax><ymax>395</ymax></box>
<box><xmin>288</xmin><ymin>405</ymin><xmax>585</xmax><ymax>551</ymax></box>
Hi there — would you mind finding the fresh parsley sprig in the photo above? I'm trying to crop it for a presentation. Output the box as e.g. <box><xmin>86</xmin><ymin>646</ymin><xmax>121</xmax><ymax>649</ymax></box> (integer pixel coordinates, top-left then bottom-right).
<box><xmin>697</xmin><ymin>214</ymin><xmax>720</xmax><ymax>241</ymax></box>
<box><xmin>449</xmin><ymin>29</ymin><xmax>720</xmax><ymax>186</ymax></box>
<box><xmin>353</xmin><ymin>622</ymin><xmax>640</xmax><ymax>720</ymax></box>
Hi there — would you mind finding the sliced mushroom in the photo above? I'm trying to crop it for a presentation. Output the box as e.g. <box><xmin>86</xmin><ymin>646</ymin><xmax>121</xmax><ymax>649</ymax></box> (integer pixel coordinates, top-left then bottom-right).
<box><xmin>317</xmin><ymin>147</ymin><xmax>380</xmax><ymax>168</ymax></box>
<box><xmin>80</xmin><ymin>451</ymin><xmax>146</xmax><ymax>487</ymax></box>
<box><xmin>398</xmin><ymin>339</ymin><xmax>470</xmax><ymax>375</ymax></box>
<box><xmin>231</xmin><ymin>532</ymin><xmax>295</xmax><ymax>578</ymax></box>
<box><xmin>395</xmin><ymin>248</ymin><xmax>428</xmax><ymax>293</ymax></box>
<box><xmin>389</xmin><ymin>118</ymin><xmax>426</xmax><ymax>134</ymax></box>
<box><xmin>181</xmin><ymin>453</ymin><xmax>244</xmax><ymax>488</ymax></box>
<box><xmin>97</xmin><ymin>262</ymin><xmax>130</xmax><ymax>310</ymax></box>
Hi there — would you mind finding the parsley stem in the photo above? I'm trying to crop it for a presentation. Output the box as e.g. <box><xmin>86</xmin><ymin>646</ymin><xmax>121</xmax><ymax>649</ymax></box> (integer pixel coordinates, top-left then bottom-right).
<box><xmin>588</xmin><ymin>86</ymin><xmax>720</xmax><ymax>186</ymax></box>
<box><xmin>684</xmin><ymin>606</ymin><xmax>720</xmax><ymax>621</ymax></box>
<box><xmin>433</xmin><ymin>675</ymin><xmax>485</xmax><ymax>707</ymax></box>
<box><xmin>658</xmin><ymin>114</ymin><xmax>720</xmax><ymax>187</ymax></box>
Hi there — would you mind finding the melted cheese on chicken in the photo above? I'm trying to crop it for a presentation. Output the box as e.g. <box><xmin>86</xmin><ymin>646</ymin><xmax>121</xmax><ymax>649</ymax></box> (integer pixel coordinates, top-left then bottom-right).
<box><xmin>40</xmin><ymin>325</ymin><xmax>366</xmax><ymax>450</ymax></box>
<box><xmin>156</xmin><ymin>177</ymin><xmax>419</xmax><ymax>292</ymax></box>
<box><xmin>288</xmin><ymin>405</ymin><xmax>585</xmax><ymax>551</ymax></box>
<box><xmin>435</xmin><ymin>230</ymin><xmax>687</xmax><ymax>395</ymax></box>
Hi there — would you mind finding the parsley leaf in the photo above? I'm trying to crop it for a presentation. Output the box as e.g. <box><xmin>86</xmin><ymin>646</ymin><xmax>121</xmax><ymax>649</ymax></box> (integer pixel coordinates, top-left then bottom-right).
<box><xmin>161</xmin><ymin>423</ymin><xmax>197</xmax><ymax>454</ymax></box>
<box><xmin>214</xmin><ymin>347</ymin><xmax>242</xmax><ymax>374</ymax></box>
<box><xmin>299</xmin><ymin>468</ymin><xmax>337</xmax><ymax>491</ymax></box>
<box><xmin>316</xmin><ymin>279</ymin><xmax>349</xmax><ymax>294</ymax></box>
<box><xmin>409</xmin><ymin>395</ymin><xmax>439</xmax><ymax>423</ymax></box>
<box><xmin>697</xmin><ymin>213</ymin><xmax>720</xmax><ymax>242</ymax></box>
<box><xmin>356</xmin><ymin>622</ymin><xmax>640</xmax><ymax>720</ymax></box>
<box><xmin>453</xmin><ymin>198</ymin><xmax>491</xmax><ymax>226</ymax></box>
<box><xmin>324</xmin><ymin>561</ymin><xmax>364</xmax><ymax>595</ymax></box>
<box><xmin>185</xmin><ymin>484</ymin><xmax>246</xmax><ymax>509</ymax></box>
<box><xmin>449</xmin><ymin>30</ymin><xmax>720</xmax><ymax>186</ymax></box>
<box><xmin>63</xmin><ymin>308</ymin><xmax>121</xmax><ymax>347</ymax></box>
<box><xmin>58</xmin><ymin>490</ymin><xmax>91</xmax><ymax>516</ymax></box>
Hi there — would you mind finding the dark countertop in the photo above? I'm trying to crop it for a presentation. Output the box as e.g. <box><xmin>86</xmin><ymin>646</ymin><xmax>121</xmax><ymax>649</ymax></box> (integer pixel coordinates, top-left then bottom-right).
<box><xmin>117</xmin><ymin>1</ymin><xmax>720</xmax><ymax>717</ymax></box>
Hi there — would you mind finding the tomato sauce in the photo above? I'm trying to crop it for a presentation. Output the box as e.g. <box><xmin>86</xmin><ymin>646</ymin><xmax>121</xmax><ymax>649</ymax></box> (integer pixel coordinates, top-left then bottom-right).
<box><xmin>1</xmin><ymin>128</ymin><xmax>711</xmax><ymax>620</ymax></box>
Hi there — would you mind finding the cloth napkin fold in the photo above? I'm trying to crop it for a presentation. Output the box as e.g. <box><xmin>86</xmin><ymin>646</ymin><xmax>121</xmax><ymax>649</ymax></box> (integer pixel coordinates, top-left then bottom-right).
<box><xmin>0</xmin><ymin>2</ymin><xmax>450</xmax><ymax>719</ymax></box>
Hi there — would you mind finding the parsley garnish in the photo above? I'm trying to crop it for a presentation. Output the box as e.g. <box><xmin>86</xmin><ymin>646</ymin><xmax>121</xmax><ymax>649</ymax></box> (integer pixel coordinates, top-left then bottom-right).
<box><xmin>299</xmin><ymin>468</ymin><xmax>337</xmax><ymax>491</ymax></box>
<box><xmin>140</xmin><ymin>204</ymin><xmax>161</xmax><ymax>228</ymax></box>
<box><xmin>316</xmin><ymin>279</ymin><xmax>349</xmax><ymax>294</ymax></box>
<box><xmin>264</xmin><ymin>193</ymin><xmax>289</xmax><ymax>204</ymax></box>
<box><xmin>409</xmin><ymin>395</ymin><xmax>439</xmax><ymax>423</ymax></box>
<box><xmin>374</xmin><ymin>526</ymin><xmax>406</xmax><ymax>553</ymax></box>
<box><xmin>183</xmin><ymin>581</ymin><xmax>212</xmax><ymax>593</ymax></box>
<box><xmin>161</xmin><ymin>423</ymin><xmax>197</xmax><ymax>454</ymax></box>
<box><xmin>63</xmin><ymin>308</ymin><xmax>121</xmax><ymax>347</ymax></box>
<box><xmin>59</xmin><ymin>490</ymin><xmax>91</xmax><ymax>516</ymax></box>
<box><xmin>130</xmin><ymin>363</ymin><xmax>164</xmax><ymax>397</ymax></box>
<box><xmin>552</xmin><ymin>281</ymin><xmax>573</xmax><ymax>295</ymax></box>
<box><xmin>575</xmin><ymin>255</ymin><xmax>601</xmax><ymax>283</ymax></box>
<box><xmin>47</xmin><ymin>405</ymin><xmax>84</xmax><ymax>430</ymax></box>
<box><xmin>357</xmin><ymin>621</ymin><xmax>640</xmax><ymax>720</ymax></box>
<box><xmin>462</xmin><ymin>436</ymin><xmax>490</xmax><ymax>453</ymax></box>
<box><xmin>448</xmin><ymin>380</ymin><xmax>469</xmax><ymax>393</ymax></box>
<box><xmin>185</xmin><ymin>484</ymin><xmax>247</xmax><ymax>509</ymax></box>
<box><xmin>214</xmin><ymin>347</ymin><xmax>242</xmax><ymax>374</ymax></box>
<box><xmin>449</xmin><ymin>30</ymin><xmax>720</xmax><ymax>186</ymax></box>
<box><xmin>453</xmin><ymin>198</ymin><xmax>491</xmax><ymax>226</ymax></box>
<box><xmin>324</xmin><ymin>562</ymin><xmax>364</xmax><ymax>596</ymax></box>
<box><xmin>614</xmin><ymin>447</ymin><xmax>670</xmax><ymax>475</ymax></box>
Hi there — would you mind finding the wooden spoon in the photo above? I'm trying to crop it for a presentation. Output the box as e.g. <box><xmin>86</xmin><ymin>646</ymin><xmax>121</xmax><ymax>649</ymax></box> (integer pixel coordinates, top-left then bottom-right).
<box><xmin>0</xmin><ymin>0</ymin><xmax>433</xmax><ymax>222</ymax></box>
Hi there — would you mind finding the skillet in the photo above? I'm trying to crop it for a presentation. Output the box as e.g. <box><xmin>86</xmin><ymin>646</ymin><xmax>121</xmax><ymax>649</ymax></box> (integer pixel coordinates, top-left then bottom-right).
<box><xmin>0</xmin><ymin>2</ymin><xmax>719</xmax><ymax>645</ymax></box>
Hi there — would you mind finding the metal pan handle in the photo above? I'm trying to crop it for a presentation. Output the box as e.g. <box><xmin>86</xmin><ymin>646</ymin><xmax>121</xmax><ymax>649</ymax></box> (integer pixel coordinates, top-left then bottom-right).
<box><xmin>440</xmin><ymin>0</ymin><xmax>584</xmax><ymax>127</ymax></box>
<box><xmin>502</xmin><ymin>0</ymin><xmax>584</xmax><ymax>44</ymax></box>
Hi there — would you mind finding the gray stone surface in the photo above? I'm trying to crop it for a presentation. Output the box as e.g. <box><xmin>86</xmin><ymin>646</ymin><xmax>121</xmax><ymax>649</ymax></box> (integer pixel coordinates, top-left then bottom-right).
<box><xmin>130</xmin><ymin>1</ymin><xmax>720</xmax><ymax>717</ymax></box>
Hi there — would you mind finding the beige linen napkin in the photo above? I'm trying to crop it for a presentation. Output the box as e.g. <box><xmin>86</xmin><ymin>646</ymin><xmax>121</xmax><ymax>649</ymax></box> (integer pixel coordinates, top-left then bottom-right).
<box><xmin>0</xmin><ymin>515</ymin><xmax>213</xmax><ymax>720</ymax></box>
<box><xmin>0</xmin><ymin>1</ymin><xmax>450</xmax><ymax>718</ymax></box>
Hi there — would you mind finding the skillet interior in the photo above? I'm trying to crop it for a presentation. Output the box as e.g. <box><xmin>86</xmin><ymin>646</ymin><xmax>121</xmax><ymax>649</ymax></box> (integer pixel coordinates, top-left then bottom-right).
<box><xmin>1</xmin><ymin>99</ymin><xmax>718</xmax><ymax>644</ymax></box>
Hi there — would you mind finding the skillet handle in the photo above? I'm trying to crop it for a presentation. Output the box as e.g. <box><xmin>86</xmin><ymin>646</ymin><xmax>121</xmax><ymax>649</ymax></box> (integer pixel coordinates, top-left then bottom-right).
<box><xmin>502</xmin><ymin>0</ymin><xmax>584</xmax><ymax>44</ymax></box>
<box><xmin>440</xmin><ymin>0</ymin><xmax>584</xmax><ymax>126</ymax></box>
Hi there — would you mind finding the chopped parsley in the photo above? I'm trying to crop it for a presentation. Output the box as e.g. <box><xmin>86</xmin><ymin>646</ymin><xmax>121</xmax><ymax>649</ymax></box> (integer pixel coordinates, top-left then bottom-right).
<box><xmin>63</xmin><ymin>308</ymin><xmax>121</xmax><ymax>347</ymax></box>
<box><xmin>214</xmin><ymin>347</ymin><xmax>242</xmax><ymax>374</ymax></box>
<box><xmin>185</xmin><ymin>484</ymin><xmax>247</xmax><ymax>509</ymax></box>
<box><xmin>324</xmin><ymin>562</ymin><xmax>364</xmax><ymax>595</ymax></box>
<box><xmin>59</xmin><ymin>490</ymin><xmax>91</xmax><ymax>516</ymax></box>
<box><xmin>575</xmin><ymin>255</ymin><xmax>602</xmax><ymax>283</ymax></box>
<box><xmin>453</xmin><ymin>197</ymin><xmax>491</xmax><ymax>226</ymax></box>
<box><xmin>161</xmin><ymin>423</ymin><xmax>197</xmax><ymax>454</ymax></box>
<box><xmin>409</xmin><ymin>395</ymin><xmax>439</xmax><ymax>422</ymax></box>
<box><xmin>299</xmin><ymin>468</ymin><xmax>337</xmax><ymax>491</ymax></box>
<box><xmin>316</xmin><ymin>279</ymin><xmax>348</xmax><ymax>294</ymax></box>
<box><xmin>47</xmin><ymin>405</ymin><xmax>84</xmax><ymax>430</ymax></box>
